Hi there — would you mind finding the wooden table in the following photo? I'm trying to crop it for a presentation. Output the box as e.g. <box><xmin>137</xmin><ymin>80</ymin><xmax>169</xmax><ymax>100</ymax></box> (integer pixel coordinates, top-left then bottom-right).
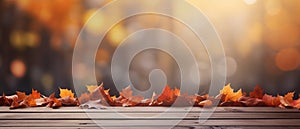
<box><xmin>0</xmin><ymin>106</ymin><xmax>300</xmax><ymax>129</ymax></box>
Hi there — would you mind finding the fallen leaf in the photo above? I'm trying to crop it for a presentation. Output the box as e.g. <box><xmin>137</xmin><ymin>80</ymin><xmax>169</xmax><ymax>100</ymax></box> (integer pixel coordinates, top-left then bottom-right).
<box><xmin>86</xmin><ymin>85</ymin><xmax>99</xmax><ymax>93</ymax></box>
<box><xmin>157</xmin><ymin>85</ymin><xmax>176</xmax><ymax>105</ymax></box>
<box><xmin>16</xmin><ymin>91</ymin><xmax>27</xmax><ymax>102</ymax></box>
<box><xmin>59</xmin><ymin>88</ymin><xmax>74</xmax><ymax>99</ymax></box>
<box><xmin>119</xmin><ymin>86</ymin><xmax>144</xmax><ymax>107</ymax></box>
<box><xmin>31</xmin><ymin>89</ymin><xmax>41</xmax><ymax>99</ymax></box>
<box><xmin>10</xmin><ymin>97</ymin><xmax>26</xmax><ymax>109</ymax></box>
<box><xmin>219</xmin><ymin>84</ymin><xmax>242</xmax><ymax>102</ymax></box>
<box><xmin>0</xmin><ymin>93</ymin><xmax>13</xmax><ymax>106</ymax></box>
<box><xmin>238</xmin><ymin>96</ymin><xmax>265</xmax><ymax>106</ymax></box>
<box><xmin>60</xmin><ymin>96</ymin><xmax>78</xmax><ymax>106</ymax></box>
<box><xmin>47</xmin><ymin>93</ymin><xmax>62</xmax><ymax>109</ymax></box>
<box><xmin>249</xmin><ymin>85</ymin><xmax>263</xmax><ymax>99</ymax></box>
<box><xmin>78</xmin><ymin>93</ymin><xmax>90</xmax><ymax>104</ymax></box>
<box><xmin>198</xmin><ymin>100</ymin><xmax>213</xmax><ymax>107</ymax></box>
<box><xmin>262</xmin><ymin>94</ymin><xmax>281</xmax><ymax>107</ymax></box>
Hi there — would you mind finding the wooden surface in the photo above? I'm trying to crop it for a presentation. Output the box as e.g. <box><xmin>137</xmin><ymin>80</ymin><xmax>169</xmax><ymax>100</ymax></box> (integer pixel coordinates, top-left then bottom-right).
<box><xmin>0</xmin><ymin>107</ymin><xmax>300</xmax><ymax>129</ymax></box>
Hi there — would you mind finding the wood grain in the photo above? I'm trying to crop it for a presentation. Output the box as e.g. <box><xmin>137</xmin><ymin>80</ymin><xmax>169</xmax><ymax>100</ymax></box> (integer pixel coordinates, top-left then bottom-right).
<box><xmin>0</xmin><ymin>107</ymin><xmax>299</xmax><ymax>128</ymax></box>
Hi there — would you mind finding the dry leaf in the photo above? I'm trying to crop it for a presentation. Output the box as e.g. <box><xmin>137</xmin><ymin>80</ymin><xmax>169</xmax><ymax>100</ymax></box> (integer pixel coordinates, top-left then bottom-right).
<box><xmin>59</xmin><ymin>88</ymin><xmax>74</xmax><ymax>99</ymax></box>
<box><xmin>86</xmin><ymin>85</ymin><xmax>99</xmax><ymax>93</ymax></box>
<box><xmin>47</xmin><ymin>93</ymin><xmax>62</xmax><ymax>108</ymax></box>
<box><xmin>249</xmin><ymin>85</ymin><xmax>263</xmax><ymax>99</ymax></box>
<box><xmin>219</xmin><ymin>84</ymin><xmax>242</xmax><ymax>102</ymax></box>
<box><xmin>0</xmin><ymin>93</ymin><xmax>13</xmax><ymax>106</ymax></box>
<box><xmin>31</xmin><ymin>89</ymin><xmax>41</xmax><ymax>99</ymax></box>
<box><xmin>78</xmin><ymin>93</ymin><xmax>90</xmax><ymax>104</ymax></box>
<box><xmin>262</xmin><ymin>94</ymin><xmax>281</xmax><ymax>106</ymax></box>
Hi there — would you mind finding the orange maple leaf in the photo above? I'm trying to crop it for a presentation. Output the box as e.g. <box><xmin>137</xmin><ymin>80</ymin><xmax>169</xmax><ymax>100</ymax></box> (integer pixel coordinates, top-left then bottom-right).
<box><xmin>78</xmin><ymin>93</ymin><xmax>90</xmax><ymax>104</ymax></box>
<box><xmin>279</xmin><ymin>92</ymin><xmax>294</xmax><ymax>107</ymax></box>
<box><xmin>249</xmin><ymin>85</ymin><xmax>263</xmax><ymax>99</ymax></box>
<box><xmin>262</xmin><ymin>94</ymin><xmax>281</xmax><ymax>106</ymax></box>
<box><xmin>31</xmin><ymin>89</ymin><xmax>41</xmax><ymax>99</ymax></box>
<box><xmin>219</xmin><ymin>84</ymin><xmax>242</xmax><ymax>102</ymax></box>
<box><xmin>293</xmin><ymin>97</ymin><xmax>300</xmax><ymax>109</ymax></box>
<box><xmin>16</xmin><ymin>91</ymin><xmax>27</xmax><ymax>102</ymax></box>
<box><xmin>47</xmin><ymin>93</ymin><xmax>62</xmax><ymax>108</ymax></box>
<box><xmin>157</xmin><ymin>85</ymin><xmax>177</xmax><ymax>105</ymax></box>
<box><xmin>119</xmin><ymin>86</ymin><xmax>144</xmax><ymax>107</ymax></box>
<box><xmin>59</xmin><ymin>88</ymin><xmax>74</xmax><ymax>99</ymax></box>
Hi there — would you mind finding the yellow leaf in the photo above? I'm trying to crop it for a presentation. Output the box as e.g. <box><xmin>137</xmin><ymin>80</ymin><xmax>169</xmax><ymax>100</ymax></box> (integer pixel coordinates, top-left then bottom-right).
<box><xmin>111</xmin><ymin>95</ymin><xmax>117</xmax><ymax>101</ymax></box>
<box><xmin>220</xmin><ymin>83</ymin><xmax>234</xmax><ymax>95</ymax></box>
<box><xmin>59</xmin><ymin>88</ymin><xmax>74</xmax><ymax>99</ymax></box>
<box><xmin>86</xmin><ymin>85</ymin><xmax>99</xmax><ymax>93</ymax></box>
<box><xmin>284</xmin><ymin>92</ymin><xmax>294</xmax><ymax>104</ymax></box>
<box><xmin>220</xmin><ymin>84</ymin><xmax>242</xmax><ymax>102</ymax></box>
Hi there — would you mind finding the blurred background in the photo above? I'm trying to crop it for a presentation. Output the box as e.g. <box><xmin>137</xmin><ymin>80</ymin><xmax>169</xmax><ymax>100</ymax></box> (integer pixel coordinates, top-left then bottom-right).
<box><xmin>0</xmin><ymin>0</ymin><xmax>300</xmax><ymax>96</ymax></box>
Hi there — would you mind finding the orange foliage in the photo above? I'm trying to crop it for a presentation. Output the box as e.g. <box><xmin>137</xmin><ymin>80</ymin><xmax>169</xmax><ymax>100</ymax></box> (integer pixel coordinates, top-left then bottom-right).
<box><xmin>2</xmin><ymin>83</ymin><xmax>300</xmax><ymax>109</ymax></box>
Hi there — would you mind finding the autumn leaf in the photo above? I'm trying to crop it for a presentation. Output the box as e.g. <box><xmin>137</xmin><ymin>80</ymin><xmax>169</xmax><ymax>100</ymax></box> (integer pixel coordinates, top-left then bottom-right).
<box><xmin>47</xmin><ymin>93</ymin><xmax>62</xmax><ymax>109</ymax></box>
<box><xmin>59</xmin><ymin>88</ymin><xmax>75</xmax><ymax>99</ymax></box>
<box><xmin>60</xmin><ymin>96</ymin><xmax>78</xmax><ymax>106</ymax></box>
<box><xmin>238</xmin><ymin>96</ymin><xmax>265</xmax><ymax>106</ymax></box>
<box><xmin>0</xmin><ymin>93</ymin><xmax>13</xmax><ymax>106</ymax></box>
<box><xmin>279</xmin><ymin>92</ymin><xmax>294</xmax><ymax>107</ymax></box>
<box><xmin>219</xmin><ymin>84</ymin><xmax>243</xmax><ymax>102</ymax></box>
<box><xmin>119</xmin><ymin>86</ymin><xmax>144</xmax><ymax>107</ymax></box>
<box><xmin>262</xmin><ymin>94</ymin><xmax>281</xmax><ymax>106</ymax></box>
<box><xmin>293</xmin><ymin>97</ymin><xmax>300</xmax><ymax>109</ymax></box>
<box><xmin>157</xmin><ymin>85</ymin><xmax>177</xmax><ymax>105</ymax></box>
<box><xmin>249</xmin><ymin>85</ymin><xmax>263</xmax><ymax>99</ymax></box>
<box><xmin>86</xmin><ymin>85</ymin><xmax>99</xmax><ymax>93</ymax></box>
<box><xmin>198</xmin><ymin>100</ymin><xmax>213</xmax><ymax>107</ymax></box>
<box><xmin>78</xmin><ymin>93</ymin><xmax>90</xmax><ymax>104</ymax></box>
<box><xmin>16</xmin><ymin>91</ymin><xmax>27</xmax><ymax>102</ymax></box>
<box><xmin>174</xmin><ymin>88</ymin><xmax>180</xmax><ymax>96</ymax></box>
<box><xmin>31</xmin><ymin>89</ymin><xmax>41</xmax><ymax>99</ymax></box>
<box><xmin>10</xmin><ymin>97</ymin><xmax>26</xmax><ymax>109</ymax></box>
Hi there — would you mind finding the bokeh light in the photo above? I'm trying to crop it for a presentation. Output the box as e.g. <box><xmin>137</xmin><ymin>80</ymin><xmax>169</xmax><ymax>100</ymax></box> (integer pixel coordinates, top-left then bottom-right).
<box><xmin>243</xmin><ymin>0</ymin><xmax>256</xmax><ymax>5</ymax></box>
<box><xmin>1</xmin><ymin>0</ymin><xmax>300</xmax><ymax>95</ymax></box>
<box><xmin>275</xmin><ymin>48</ymin><xmax>300</xmax><ymax>71</ymax></box>
<box><xmin>10</xmin><ymin>59</ymin><xmax>26</xmax><ymax>78</ymax></box>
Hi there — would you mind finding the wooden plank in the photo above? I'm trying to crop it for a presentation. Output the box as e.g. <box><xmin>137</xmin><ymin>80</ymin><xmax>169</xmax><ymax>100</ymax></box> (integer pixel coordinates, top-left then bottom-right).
<box><xmin>0</xmin><ymin>127</ymin><xmax>299</xmax><ymax>129</ymax></box>
<box><xmin>1</xmin><ymin>107</ymin><xmax>299</xmax><ymax>113</ymax></box>
<box><xmin>0</xmin><ymin>119</ymin><xmax>300</xmax><ymax>127</ymax></box>
<box><xmin>0</xmin><ymin>112</ymin><xmax>299</xmax><ymax>119</ymax></box>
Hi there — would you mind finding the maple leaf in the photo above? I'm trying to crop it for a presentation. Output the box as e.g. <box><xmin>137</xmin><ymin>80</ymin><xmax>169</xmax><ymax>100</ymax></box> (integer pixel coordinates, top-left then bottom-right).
<box><xmin>60</xmin><ymin>96</ymin><xmax>78</xmax><ymax>106</ymax></box>
<box><xmin>59</xmin><ymin>88</ymin><xmax>75</xmax><ymax>99</ymax></box>
<box><xmin>195</xmin><ymin>94</ymin><xmax>208</xmax><ymax>104</ymax></box>
<box><xmin>86</xmin><ymin>85</ymin><xmax>99</xmax><ymax>93</ymax></box>
<box><xmin>0</xmin><ymin>93</ymin><xmax>13</xmax><ymax>106</ymax></box>
<box><xmin>219</xmin><ymin>84</ymin><xmax>243</xmax><ymax>102</ymax></box>
<box><xmin>249</xmin><ymin>85</ymin><xmax>263</xmax><ymax>99</ymax></box>
<box><xmin>16</xmin><ymin>91</ymin><xmax>27</xmax><ymax>102</ymax></box>
<box><xmin>238</xmin><ymin>96</ymin><xmax>265</xmax><ymax>106</ymax></box>
<box><xmin>198</xmin><ymin>100</ymin><xmax>213</xmax><ymax>107</ymax></box>
<box><xmin>119</xmin><ymin>86</ymin><xmax>144</xmax><ymax>107</ymax></box>
<box><xmin>157</xmin><ymin>85</ymin><xmax>176</xmax><ymax>105</ymax></box>
<box><xmin>87</xmin><ymin>83</ymin><xmax>114</xmax><ymax>105</ymax></box>
<box><xmin>262</xmin><ymin>94</ymin><xmax>281</xmax><ymax>106</ymax></box>
<box><xmin>78</xmin><ymin>93</ymin><xmax>90</xmax><ymax>104</ymax></box>
<box><xmin>10</xmin><ymin>97</ymin><xmax>27</xmax><ymax>109</ymax></box>
<box><xmin>47</xmin><ymin>93</ymin><xmax>62</xmax><ymax>109</ymax></box>
<box><xmin>293</xmin><ymin>97</ymin><xmax>300</xmax><ymax>109</ymax></box>
<box><xmin>279</xmin><ymin>92</ymin><xmax>294</xmax><ymax>107</ymax></box>
<box><xmin>31</xmin><ymin>89</ymin><xmax>41</xmax><ymax>99</ymax></box>
<box><xmin>174</xmin><ymin>88</ymin><xmax>180</xmax><ymax>96</ymax></box>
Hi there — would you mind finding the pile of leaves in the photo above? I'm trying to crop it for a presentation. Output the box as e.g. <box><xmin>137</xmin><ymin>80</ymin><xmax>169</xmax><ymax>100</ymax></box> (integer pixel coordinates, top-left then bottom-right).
<box><xmin>0</xmin><ymin>89</ymin><xmax>78</xmax><ymax>109</ymax></box>
<box><xmin>1</xmin><ymin>83</ymin><xmax>300</xmax><ymax>109</ymax></box>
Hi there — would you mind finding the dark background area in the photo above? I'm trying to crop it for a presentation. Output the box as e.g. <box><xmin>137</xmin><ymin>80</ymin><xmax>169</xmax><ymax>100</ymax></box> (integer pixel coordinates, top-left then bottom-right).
<box><xmin>0</xmin><ymin>0</ymin><xmax>300</xmax><ymax>96</ymax></box>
